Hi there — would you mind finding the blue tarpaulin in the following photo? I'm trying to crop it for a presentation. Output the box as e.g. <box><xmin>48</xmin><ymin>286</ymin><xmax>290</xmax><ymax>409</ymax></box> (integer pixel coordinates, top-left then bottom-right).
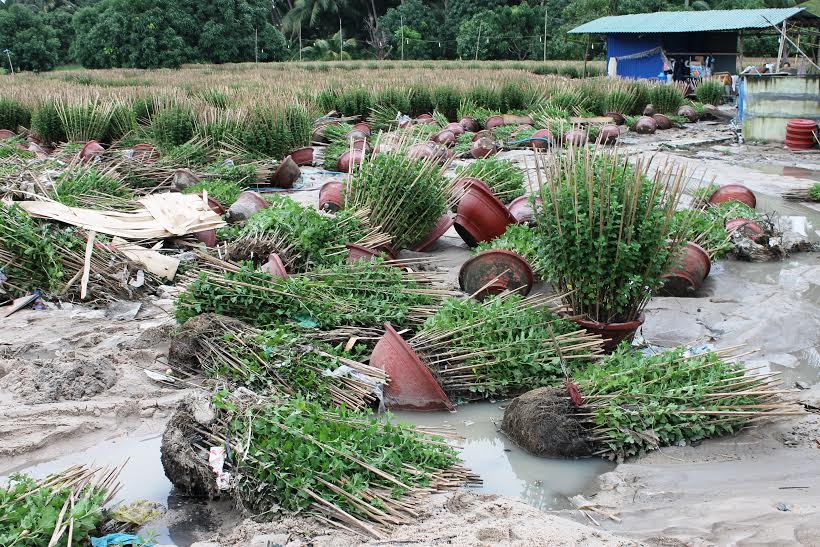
<box><xmin>606</xmin><ymin>34</ymin><xmax>663</xmax><ymax>79</ymax></box>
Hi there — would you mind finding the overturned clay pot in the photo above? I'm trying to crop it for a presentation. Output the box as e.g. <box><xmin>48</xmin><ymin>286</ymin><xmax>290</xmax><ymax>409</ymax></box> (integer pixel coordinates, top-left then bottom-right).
<box><xmin>410</xmin><ymin>213</ymin><xmax>454</xmax><ymax>252</ymax></box>
<box><xmin>653</xmin><ymin>114</ymin><xmax>673</xmax><ymax>130</ymax></box>
<box><xmin>459</xmin><ymin>249</ymin><xmax>534</xmax><ymax>300</ymax></box>
<box><xmin>80</xmin><ymin>140</ymin><xmax>105</xmax><ymax>162</ymax></box>
<box><xmin>454</xmin><ymin>180</ymin><xmax>516</xmax><ymax>247</ymax></box>
<box><xmin>564</xmin><ymin>129</ymin><xmax>588</xmax><ymax>147</ymax></box>
<box><xmin>661</xmin><ymin>242</ymin><xmax>711</xmax><ymax>297</ymax></box>
<box><xmin>227</xmin><ymin>191</ymin><xmax>269</xmax><ymax>223</ymax></box>
<box><xmin>677</xmin><ymin>105</ymin><xmax>699</xmax><ymax>123</ymax></box>
<box><xmin>337</xmin><ymin>149</ymin><xmax>365</xmax><ymax>173</ymax></box>
<box><xmin>290</xmin><ymin>146</ymin><xmax>314</xmax><ymax>166</ymax></box>
<box><xmin>470</xmin><ymin>137</ymin><xmax>497</xmax><ymax>159</ymax></box>
<box><xmin>507</xmin><ymin>195</ymin><xmax>540</xmax><ymax>225</ymax></box>
<box><xmin>597</xmin><ymin>124</ymin><xmax>620</xmax><ymax>145</ymax></box>
<box><xmin>271</xmin><ymin>155</ymin><xmax>301</xmax><ymax>189</ymax></box>
<box><xmin>634</xmin><ymin>116</ymin><xmax>658</xmax><ymax>134</ymax></box>
<box><xmin>529</xmin><ymin>129</ymin><xmax>554</xmax><ymax>149</ymax></box>
<box><xmin>319</xmin><ymin>180</ymin><xmax>345</xmax><ymax>212</ymax></box>
<box><xmin>174</xmin><ymin>169</ymin><xmax>200</xmax><ymax>191</ymax></box>
<box><xmin>708</xmin><ymin>184</ymin><xmax>757</xmax><ymax>209</ymax></box>
<box><xmin>460</xmin><ymin>116</ymin><xmax>480</xmax><ymax>132</ymax></box>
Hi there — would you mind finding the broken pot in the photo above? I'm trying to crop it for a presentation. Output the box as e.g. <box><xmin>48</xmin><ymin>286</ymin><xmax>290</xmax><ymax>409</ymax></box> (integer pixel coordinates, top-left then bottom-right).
<box><xmin>708</xmin><ymin>184</ymin><xmax>757</xmax><ymax>209</ymax></box>
<box><xmin>260</xmin><ymin>252</ymin><xmax>288</xmax><ymax>279</ymax></box>
<box><xmin>370</xmin><ymin>323</ymin><xmax>454</xmax><ymax>411</ymax></box>
<box><xmin>319</xmin><ymin>180</ymin><xmax>345</xmax><ymax>212</ymax></box>
<box><xmin>459</xmin><ymin>249</ymin><xmax>534</xmax><ymax>300</ymax></box>
<box><xmin>661</xmin><ymin>242</ymin><xmax>711</xmax><ymax>296</ymax></box>
<box><xmin>410</xmin><ymin>213</ymin><xmax>454</xmax><ymax>252</ymax></box>
<box><xmin>454</xmin><ymin>180</ymin><xmax>516</xmax><ymax>247</ymax></box>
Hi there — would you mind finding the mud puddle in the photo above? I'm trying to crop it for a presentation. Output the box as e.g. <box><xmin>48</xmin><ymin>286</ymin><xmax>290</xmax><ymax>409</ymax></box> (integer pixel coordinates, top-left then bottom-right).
<box><xmin>394</xmin><ymin>402</ymin><xmax>614</xmax><ymax>511</ymax></box>
<box><xmin>740</xmin><ymin>163</ymin><xmax>820</xmax><ymax>184</ymax></box>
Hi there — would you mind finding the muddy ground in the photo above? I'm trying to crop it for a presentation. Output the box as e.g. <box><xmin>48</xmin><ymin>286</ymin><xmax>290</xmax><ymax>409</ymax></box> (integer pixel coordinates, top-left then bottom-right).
<box><xmin>1</xmin><ymin>120</ymin><xmax>819</xmax><ymax>546</ymax></box>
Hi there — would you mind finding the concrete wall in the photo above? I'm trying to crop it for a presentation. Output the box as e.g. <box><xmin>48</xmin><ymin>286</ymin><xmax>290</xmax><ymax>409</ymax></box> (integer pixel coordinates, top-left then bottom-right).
<box><xmin>741</xmin><ymin>75</ymin><xmax>820</xmax><ymax>143</ymax></box>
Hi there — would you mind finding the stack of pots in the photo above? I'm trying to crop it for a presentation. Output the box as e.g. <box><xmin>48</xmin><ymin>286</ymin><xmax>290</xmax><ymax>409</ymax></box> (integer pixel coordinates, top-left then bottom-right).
<box><xmin>785</xmin><ymin>119</ymin><xmax>818</xmax><ymax>150</ymax></box>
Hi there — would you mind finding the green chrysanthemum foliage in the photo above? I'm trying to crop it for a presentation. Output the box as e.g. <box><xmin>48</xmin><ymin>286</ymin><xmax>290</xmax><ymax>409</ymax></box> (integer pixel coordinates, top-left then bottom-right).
<box><xmin>695</xmin><ymin>79</ymin><xmax>725</xmax><ymax>106</ymax></box>
<box><xmin>150</xmin><ymin>105</ymin><xmax>195</xmax><ymax>147</ymax></box>
<box><xmin>456</xmin><ymin>157</ymin><xmax>525</xmax><ymax>204</ymax></box>
<box><xmin>175</xmin><ymin>314</ymin><xmax>380</xmax><ymax>410</ymax></box>
<box><xmin>0</xmin><ymin>467</ymin><xmax>116</xmax><ymax>547</ymax></box>
<box><xmin>0</xmin><ymin>98</ymin><xmax>32</xmax><ymax>132</ymax></box>
<box><xmin>574</xmin><ymin>347</ymin><xmax>775</xmax><ymax>461</ymax></box>
<box><xmin>242</xmin><ymin>105</ymin><xmax>313</xmax><ymax>160</ymax></box>
<box><xmin>533</xmin><ymin>148</ymin><xmax>684</xmax><ymax>323</ymax></box>
<box><xmin>229</xmin><ymin>195</ymin><xmax>371</xmax><ymax>271</ymax></box>
<box><xmin>346</xmin><ymin>150</ymin><xmax>450</xmax><ymax>251</ymax></box>
<box><xmin>51</xmin><ymin>165</ymin><xmax>131</xmax><ymax>208</ymax></box>
<box><xmin>412</xmin><ymin>295</ymin><xmax>601</xmax><ymax>401</ymax></box>
<box><xmin>31</xmin><ymin>101</ymin><xmax>67</xmax><ymax>145</ymax></box>
<box><xmin>0</xmin><ymin>138</ymin><xmax>34</xmax><ymax>159</ymax></box>
<box><xmin>183</xmin><ymin>178</ymin><xmax>242</xmax><ymax>208</ymax></box>
<box><xmin>810</xmin><ymin>184</ymin><xmax>820</xmax><ymax>202</ymax></box>
<box><xmin>669</xmin><ymin>209</ymin><xmax>731</xmax><ymax>259</ymax></box>
<box><xmin>174</xmin><ymin>262</ymin><xmax>443</xmax><ymax>330</ymax></box>
<box><xmin>475</xmin><ymin>224</ymin><xmax>549</xmax><ymax>277</ymax></box>
<box><xmin>0</xmin><ymin>203</ymin><xmax>70</xmax><ymax>296</ymax></box>
<box><xmin>193</xmin><ymin>393</ymin><xmax>468</xmax><ymax>535</ymax></box>
<box><xmin>648</xmin><ymin>82</ymin><xmax>686</xmax><ymax>114</ymax></box>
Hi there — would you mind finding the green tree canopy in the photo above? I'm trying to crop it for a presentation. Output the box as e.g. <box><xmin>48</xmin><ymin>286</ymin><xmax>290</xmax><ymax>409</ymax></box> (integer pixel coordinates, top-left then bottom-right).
<box><xmin>0</xmin><ymin>4</ymin><xmax>60</xmax><ymax>71</ymax></box>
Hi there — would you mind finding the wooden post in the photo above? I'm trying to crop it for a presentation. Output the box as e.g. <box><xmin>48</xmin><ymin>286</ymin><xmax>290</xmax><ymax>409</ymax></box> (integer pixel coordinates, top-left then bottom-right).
<box><xmin>775</xmin><ymin>20</ymin><xmax>787</xmax><ymax>72</ymax></box>
<box><xmin>543</xmin><ymin>9</ymin><xmax>548</xmax><ymax>62</ymax></box>
<box><xmin>583</xmin><ymin>34</ymin><xmax>590</xmax><ymax>78</ymax></box>
<box><xmin>475</xmin><ymin>22</ymin><xmax>482</xmax><ymax>61</ymax></box>
<box><xmin>738</xmin><ymin>30</ymin><xmax>744</xmax><ymax>73</ymax></box>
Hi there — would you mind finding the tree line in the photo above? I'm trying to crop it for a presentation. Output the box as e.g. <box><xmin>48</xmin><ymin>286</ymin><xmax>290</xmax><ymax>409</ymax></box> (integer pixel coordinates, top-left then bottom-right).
<box><xmin>0</xmin><ymin>0</ymin><xmax>793</xmax><ymax>72</ymax></box>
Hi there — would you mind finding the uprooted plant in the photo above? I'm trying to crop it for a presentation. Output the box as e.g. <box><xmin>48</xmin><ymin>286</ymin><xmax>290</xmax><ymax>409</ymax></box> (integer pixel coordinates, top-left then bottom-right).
<box><xmin>406</xmin><ymin>294</ymin><xmax>603</xmax><ymax>401</ymax></box>
<box><xmin>162</xmin><ymin>392</ymin><xmax>479</xmax><ymax>537</ymax></box>
<box><xmin>170</xmin><ymin>313</ymin><xmax>386</xmax><ymax>410</ymax></box>
<box><xmin>532</xmin><ymin>147</ymin><xmax>686</xmax><ymax>324</ymax></box>
<box><xmin>175</xmin><ymin>261</ymin><xmax>452</xmax><ymax>330</ymax></box>
<box><xmin>344</xmin><ymin>146</ymin><xmax>454</xmax><ymax>250</ymax></box>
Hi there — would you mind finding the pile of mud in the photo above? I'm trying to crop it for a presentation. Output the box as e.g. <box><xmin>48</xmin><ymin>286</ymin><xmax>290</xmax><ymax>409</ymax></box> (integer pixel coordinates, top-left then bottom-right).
<box><xmin>0</xmin><ymin>357</ymin><xmax>117</xmax><ymax>403</ymax></box>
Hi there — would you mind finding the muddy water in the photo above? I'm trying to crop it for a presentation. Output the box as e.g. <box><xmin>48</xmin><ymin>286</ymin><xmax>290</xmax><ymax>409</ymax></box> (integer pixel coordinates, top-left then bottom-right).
<box><xmin>393</xmin><ymin>403</ymin><xmax>614</xmax><ymax>511</ymax></box>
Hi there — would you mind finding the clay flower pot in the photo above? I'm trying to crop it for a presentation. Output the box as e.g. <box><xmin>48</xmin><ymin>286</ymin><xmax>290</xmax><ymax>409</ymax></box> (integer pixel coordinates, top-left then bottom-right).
<box><xmin>260</xmin><ymin>252</ymin><xmax>288</xmax><ymax>279</ymax></box>
<box><xmin>530</xmin><ymin>129</ymin><xmax>554</xmax><ymax>149</ymax></box>
<box><xmin>416</xmin><ymin>113</ymin><xmax>433</xmax><ymax>121</ymax></box>
<box><xmin>432</xmin><ymin>129</ymin><xmax>456</xmax><ymax>146</ymax></box>
<box><xmin>460</xmin><ymin>116</ymin><xmax>480</xmax><ymax>132</ymax></box>
<box><xmin>312</xmin><ymin>125</ymin><xmax>328</xmax><ymax>144</ymax></box>
<box><xmin>319</xmin><ymin>180</ymin><xmax>345</xmax><ymax>212</ymax></box>
<box><xmin>194</xmin><ymin>229</ymin><xmax>217</xmax><ymax>248</ymax></box>
<box><xmin>26</xmin><ymin>143</ymin><xmax>49</xmax><ymax>159</ymax></box>
<box><xmin>572</xmin><ymin>314</ymin><xmax>645</xmax><ymax>354</ymax></box>
<box><xmin>507</xmin><ymin>195</ymin><xmax>540</xmax><ymax>225</ymax></box>
<box><xmin>407</xmin><ymin>142</ymin><xmax>450</xmax><ymax>164</ymax></box>
<box><xmin>204</xmin><ymin>195</ymin><xmax>225</xmax><ymax>215</ymax></box>
<box><xmin>472</xmin><ymin>130</ymin><xmax>492</xmax><ymax>142</ymax></box>
<box><xmin>444</xmin><ymin>122</ymin><xmax>465</xmax><ymax>137</ymax></box>
<box><xmin>410</xmin><ymin>213</ymin><xmax>454</xmax><ymax>252</ymax></box>
<box><xmin>677</xmin><ymin>105</ymin><xmax>699</xmax><ymax>122</ymax></box>
<box><xmin>346</xmin><ymin>129</ymin><xmax>369</xmax><ymax>141</ymax></box>
<box><xmin>485</xmin><ymin>115</ymin><xmax>506</xmax><ymax>130</ymax></box>
<box><xmin>634</xmin><ymin>116</ymin><xmax>658</xmax><ymax>134</ymax></box>
<box><xmin>227</xmin><ymin>191</ymin><xmax>269</xmax><ymax>223</ymax></box>
<box><xmin>597</xmin><ymin>125</ymin><xmax>620</xmax><ymax>145</ymax></box>
<box><xmin>80</xmin><ymin>140</ymin><xmax>105</xmax><ymax>162</ymax></box>
<box><xmin>459</xmin><ymin>249</ymin><xmax>534</xmax><ymax>300</ymax></box>
<box><xmin>337</xmin><ymin>149</ymin><xmax>364</xmax><ymax>173</ymax></box>
<box><xmin>271</xmin><ymin>155</ymin><xmax>301</xmax><ymax>189</ymax></box>
<box><xmin>564</xmin><ymin>129</ymin><xmax>588</xmax><ymax>147</ymax></box>
<box><xmin>661</xmin><ymin>242</ymin><xmax>711</xmax><ymax>296</ymax></box>
<box><xmin>708</xmin><ymin>184</ymin><xmax>756</xmax><ymax>209</ymax></box>
<box><xmin>726</xmin><ymin>218</ymin><xmax>765</xmax><ymax>240</ymax></box>
<box><xmin>173</xmin><ymin>169</ymin><xmax>200</xmax><ymax>191</ymax></box>
<box><xmin>454</xmin><ymin>181</ymin><xmax>516</xmax><ymax>247</ymax></box>
<box><xmin>470</xmin><ymin>137</ymin><xmax>497</xmax><ymax>159</ymax></box>
<box><xmin>369</xmin><ymin>323</ymin><xmax>453</xmax><ymax>411</ymax></box>
<box><xmin>606</xmin><ymin>112</ymin><xmax>626</xmax><ymax>125</ymax></box>
<box><xmin>290</xmin><ymin>147</ymin><xmax>314</xmax><ymax>166</ymax></box>
<box><xmin>346</xmin><ymin>243</ymin><xmax>387</xmax><ymax>264</ymax></box>
<box><xmin>353</xmin><ymin>122</ymin><xmax>371</xmax><ymax>136</ymax></box>
<box><xmin>653</xmin><ymin>114</ymin><xmax>672</xmax><ymax>130</ymax></box>
<box><xmin>132</xmin><ymin>143</ymin><xmax>160</xmax><ymax>162</ymax></box>
<box><xmin>0</xmin><ymin>129</ymin><xmax>16</xmax><ymax>140</ymax></box>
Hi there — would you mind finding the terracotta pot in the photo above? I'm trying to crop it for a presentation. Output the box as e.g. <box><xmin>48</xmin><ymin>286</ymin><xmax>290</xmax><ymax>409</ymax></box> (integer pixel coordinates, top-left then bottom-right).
<box><xmin>572</xmin><ymin>314</ymin><xmax>645</xmax><ymax>354</ymax></box>
<box><xmin>173</xmin><ymin>169</ymin><xmax>200</xmax><ymax>191</ymax></box>
<box><xmin>351</xmin><ymin>139</ymin><xmax>368</xmax><ymax>151</ymax></box>
<box><xmin>26</xmin><ymin>143</ymin><xmax>49</xmax><ymax>159</ymax></box>
<box><xmin>204</xmin><ymin>195</ymin><xmax>225</xmax><ymax>215</ymax></box>
<box><xmin>597</xmin><ymin>124</ymin><xmax>620</xmax><ymax>145</ymax></box>
<box><xmin>353</xmin><ymin>122</ymin><xmax>371</xmax><ymax>136</ymax></box>
<box><xmin>227</xmin><ymin>191</ymin><xmax>269</xmax><ymax>223</ymax></box>
<box><xmin>271</xmin><ymin>155</ymin><xmax>301</xmax><ymax>189</ymax></box>
<box><xmin>410</xmin><ymin>213</ymin><xmax>454</xmax><ymax>252</ymax></box>
<box><xmin>529</xmin><ymin>129</ymin><xmax>554</xmax><ymax>149</ymax></box>
<box><xmin>470</xmin><ymin>137</ymin><xmax>497</xmax><ymax>159</ymax></box>
<box><xmin>132</xmin><ymin>143</ymin><xmax>160</xmax><ymax>162</ymax></box>
<box><xmin>346</xmin><ymin>243</ymin><xmax>382</xmax><ymax>264</ymax></box>
<box><xmin>80</xmin><ymin>140</ymin><xmax>104</xmax><ymax>162</ymax></box>
<box><xmin>444</xmin><ymin>122</ymin><xmax>465</xmax><ymax>137</ymax></box>
<box><xmin>459</xmin><ymin>249</ymin><xmax>534</xmax><ymax>300</ymax></box>
<box><xmin>677</xmin><ymin>105</ymin><xmax>699</xmax><ymax>123</ymax></box>
<box><xmin>485</xmin><ymin>115</ymin><xmax>506</xmax><ymax>130</ymax></box>
<box><xmin>661</xmin><ymin>242</ymin><xmax>711</xmax><ymax>296</ymax></box>
<box><xmin>416</xmin><ymin>113</ymin><xmax>433</xmax><ymax>121</ymax></box>
<box><xmin>564</xmin><ymin>129</ymin><xmax>588</xmax><ymax>147</ymax></box>
<box><xmin>432</xmin><ymin>129</ymin><xmax>456</xmax><ymax>146</ymax></box>
<box><xmin>708</xmin><ymin>184</ymin><xmax>756</xmax><ymax>209</ymax></box>
<box><xmin>472</xmin><ymin>130</ymin><xmax>492</xmax><ymax>142</ymax></box>
<box><xmin>653</xmin><ymin>114</ymin><xmax>672</xmax><ymax>130</ymax></box>
<box><xmin>346</xmin><ymin>129</ymin><xmax>368</xmax><ymax>141</ymax></box>
<box><xmin>507</xmin><ymin>195</ymin><xmax>540</xmax><ymax>225</ymax></box>
<box><xmin>337</xmin><ymin>149</ymin><xmax>364</xmax><ymax>173</ymax></box>
<box><xmin>0</xmin><ymin>129</ymin><xmax>16</xmax><ymax>140</ymax></box>
<box><xmin>290</xmin><ymin>146</ymin><xmax>314</xmax><ymax>166</ymax></box>
<box><xmin>194</xmin><ymin>229</ymin><xmax>217</xmax><ymax>248</ymax></box>
<box><xmin>503</xmin><ymin>114</ymin><xmax>534</xmax><ymax>126</ymax></box>
<box><xmin>460</xmin><ymin>116</ymin><xmax>480</xmax><ymax>132</ymax></box>
<box><xmin>785</xmin><ymin>119</ymin><xmax>817</xmax><ymax>150</ymax></box>
<box><xmin>634</xmin><ymin>116</ymin><xmax>657</xmax><ymax>134</ymax></box>
<box><xmin>606</xmin><ymin>112</ymin><xmax>626</xmax><ymax>125</ymax></box>
<box><xmin>319</xmin><ymin>180</ymin><xmax>345</xmax><ymax>212</ymax></box>
<box><xmin>725</xmin><ymin>218</ymin><xmax>765</xmax><ymax>239</ymax></box>
<box><xmin>643</xmin><ymin>104</ymin><xmax>656</xmax><ymax>116</ymax></box>
<box><xmin>369</xmin><ymin>323</ymin><xmax>453</xmax><ymax>411</ymax></box>
<box><xmin>260</xmin><ymin>252</ymin><xmax>288</xmax><ymax>279</ymax></box>
<box><xmin>312</xmin><ymin>125</ymin><xmax>328</xmax><ymax>143</ymax></box>
<box><xmin>454</xmin><ymin>181</ymin><xmax>516</xmax><ymax>247</ymax></box>
<box><xmin>407</xmin><ymin>142</ymin><xmax>449</xmax><ymax>164</ymax></box>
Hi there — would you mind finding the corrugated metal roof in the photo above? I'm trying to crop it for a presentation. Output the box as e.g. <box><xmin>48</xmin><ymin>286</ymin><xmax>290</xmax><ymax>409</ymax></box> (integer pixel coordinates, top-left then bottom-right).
<box><xmin>569</xmin><ymin>8</ymin><xmax>813</xmax><ymax>34</ymax></box>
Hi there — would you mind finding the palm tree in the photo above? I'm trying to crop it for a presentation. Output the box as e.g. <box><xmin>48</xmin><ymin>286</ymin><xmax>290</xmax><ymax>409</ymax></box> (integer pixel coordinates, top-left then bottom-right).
<box><xmin>301</xmin><ymin>32</ymin><xmax>357</xmax><ymax>60</ymax></box>
<box><xmin>282</xmin><ymin>0</ymin><xmax>350</xmax><ymax>58</ymax></box>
